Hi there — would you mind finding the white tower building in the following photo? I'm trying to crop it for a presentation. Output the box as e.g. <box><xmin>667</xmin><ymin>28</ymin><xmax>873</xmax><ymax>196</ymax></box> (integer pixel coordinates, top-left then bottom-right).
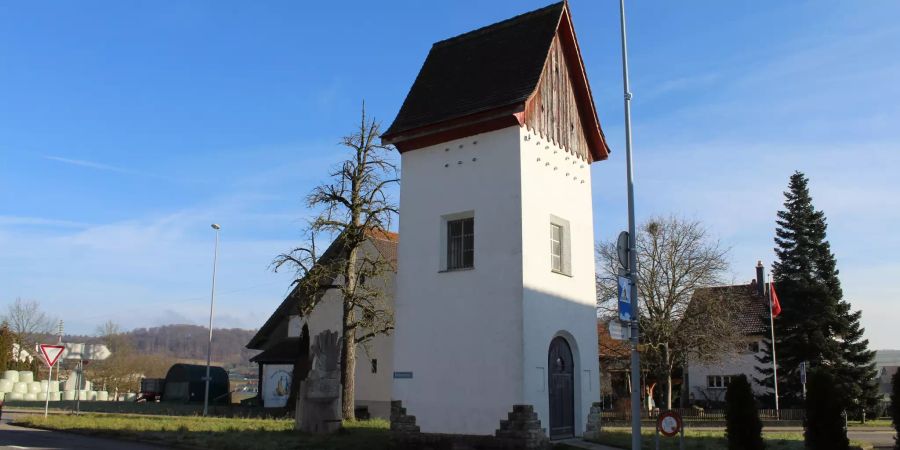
<box><xmin>382</xmin><ymin>2</ymin><xmax>610</xmax><ymax>439</ymax></box>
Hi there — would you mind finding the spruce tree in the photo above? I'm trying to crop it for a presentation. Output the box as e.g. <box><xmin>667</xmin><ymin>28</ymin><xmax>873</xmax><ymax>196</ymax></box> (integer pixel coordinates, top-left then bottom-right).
<box><xmin>756</xmin><ymin>171</ymin><xmax>878</xmax><ymax>411</ymax></box>
<box><xmin>805</xmin><ymin>370</ymin><xmax>849</xmax><ymax>450</ymax></box>
<box><xmin>725</xmin><ymin>375</ymin><xmax>764</xmax><ymax>450</ymax></box>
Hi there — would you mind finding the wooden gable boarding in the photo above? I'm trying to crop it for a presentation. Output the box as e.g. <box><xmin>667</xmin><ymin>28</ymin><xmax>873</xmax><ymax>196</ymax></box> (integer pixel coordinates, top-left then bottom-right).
<box><xmin>382</xmin><ymin>2</ymin><xmax>610</xmax><ymax>162</ymax></box>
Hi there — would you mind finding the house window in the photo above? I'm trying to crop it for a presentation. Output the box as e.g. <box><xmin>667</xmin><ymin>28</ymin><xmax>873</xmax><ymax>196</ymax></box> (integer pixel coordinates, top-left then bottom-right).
<box><xmin>447</xmin><ymin>217</ymin><xmax>474</xmax><ymax>270</ymax></box>
<box><xmin>707</xmin><ymin>375</ymin><xmax>737</xmax><ymax>389</ymax></box>
<box><xmin>551</xmin><ymin>224</ymin><xmax>563</xmax><ymax>272</ymax></box>
<box><xmin>549</xmin><ymin>215</ymin><xmax>571</xmax><ymax>275</ymax></box>
<box><xmin>371</xmin><ymin>359</ymin><xmax>378</xmax><ymax>374</ymax></box>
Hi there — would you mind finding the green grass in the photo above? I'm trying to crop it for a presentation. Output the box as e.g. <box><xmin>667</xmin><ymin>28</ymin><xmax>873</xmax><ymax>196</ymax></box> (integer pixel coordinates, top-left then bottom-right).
<box><xmin>15</xmin><ymin>413</ymin><xmax>391</xmax><ymax>450</ymax></box>
<box><xmin>847</xmin><ymin>419</ymin><xmax>893</xmax><ymax>427</ymax></box>
<box><xmin>590</xmin><ymin>427</ymin><xmax>872</xmax><ymax>450</ymax></box>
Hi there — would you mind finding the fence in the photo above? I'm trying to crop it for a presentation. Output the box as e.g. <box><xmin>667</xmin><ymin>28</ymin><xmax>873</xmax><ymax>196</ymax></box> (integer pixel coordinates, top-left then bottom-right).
<box><xmin>601</xmin><ymin>408</ymin><xmax>804</xmax><ymax>422</ymax></box>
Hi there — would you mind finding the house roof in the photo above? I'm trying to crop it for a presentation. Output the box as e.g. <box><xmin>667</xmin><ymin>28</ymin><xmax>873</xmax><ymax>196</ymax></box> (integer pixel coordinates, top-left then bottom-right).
<box><xmin>597</xmin><ymin>321</ymin><xmax>630</xmax><ymax>359</ymax></box>
<box><xmin>690</xmin><ymin>283</ymin><xmax>770</xmax><ymax>335</ymax></box>
<box><xmin>250</xmin><ymin>338</ymin><xmax>302</xmax><ymax>364</ymax></box>
<box><xmin>246</xmin><ymin>230</ymin><xmax>398</xmax><ymax>351</ymax></box>
<box><xmin>382</xmin><ymin>2</ymin><xmax>609</xmax><ymax>161</ymax></box>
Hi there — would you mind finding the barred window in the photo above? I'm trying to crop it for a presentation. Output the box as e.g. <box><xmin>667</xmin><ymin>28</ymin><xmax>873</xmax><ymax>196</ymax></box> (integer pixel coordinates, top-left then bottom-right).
<box><xmin>447</xmin><ymin>217</ymin><xmax>474</xmax><ymax>270</ymax></box>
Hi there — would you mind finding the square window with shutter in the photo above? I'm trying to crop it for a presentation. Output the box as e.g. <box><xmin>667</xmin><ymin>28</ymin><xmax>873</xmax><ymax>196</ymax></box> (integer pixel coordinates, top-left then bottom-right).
<box><xmin>549</xmin><ymin>216</ymin><xmax>571</xmax><ymax>276</ymax></box>
<box><xmin>551</xmin><ymin>224</ymin><xmax>563</xmax><ymax>272</ymax></box>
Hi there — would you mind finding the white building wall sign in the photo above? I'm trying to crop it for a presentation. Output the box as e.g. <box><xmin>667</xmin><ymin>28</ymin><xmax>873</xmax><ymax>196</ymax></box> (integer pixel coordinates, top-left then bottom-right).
<box><xmin>262</xmin><ymin>364</ymin><xmax>292</xmax><ymax>408</ymax></box>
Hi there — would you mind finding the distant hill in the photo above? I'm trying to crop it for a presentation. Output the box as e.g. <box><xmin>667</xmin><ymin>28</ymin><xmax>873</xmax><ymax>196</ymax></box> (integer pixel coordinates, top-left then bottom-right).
<box><xmin>65</xmin><ymin>324</ymin><xmax>260</xmax><ymax>368</ymax></box>
<box><xmin>876</xmin><ymin>349</ymin><xmax>900</xmax><ymax>369</ymax></box>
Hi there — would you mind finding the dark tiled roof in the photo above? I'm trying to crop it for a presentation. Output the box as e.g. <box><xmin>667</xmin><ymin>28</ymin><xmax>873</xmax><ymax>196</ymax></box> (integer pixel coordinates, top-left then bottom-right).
<box><xmin>690</xmin><ymin>283</ymin><xmax>770</xmax><ymax>335</ymax></box>
<box><xmin>383</xmin><ymin>2</ymin><xmax>564</xmax><ymax>137</ymax></box>
<box><xmin>366</xmin><ymin>229</ymin><xmax>399</xmax><ymax>269</ymax></box>
<box><xmin>250</xmin><ymin>338</ymin><xmax>302</xmax><ymax>363</ymax></box>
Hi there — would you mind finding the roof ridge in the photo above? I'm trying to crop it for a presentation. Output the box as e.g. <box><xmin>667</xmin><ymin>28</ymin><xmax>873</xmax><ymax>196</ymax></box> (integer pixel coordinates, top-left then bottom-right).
<box><xmin>432</xmin><ymin>2</ymin><xmax>564</xmax><ymax>49</ymax></box>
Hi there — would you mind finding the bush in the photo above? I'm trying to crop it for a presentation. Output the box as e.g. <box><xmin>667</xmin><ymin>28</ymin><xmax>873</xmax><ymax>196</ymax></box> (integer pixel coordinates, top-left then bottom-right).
<box><xmin>725</xmin><ymin>375</ymin><xmax>764</xmax><ymax>450</ymax></box>
<box><xmin>805</xmin><ymin>370</ymin><xmax>849</xmax><ymax>450</ymax></box>
<box><xmin>891</xmin><ymin>369</ymin><xmax>899</xmax><ymax>450</ymax></box>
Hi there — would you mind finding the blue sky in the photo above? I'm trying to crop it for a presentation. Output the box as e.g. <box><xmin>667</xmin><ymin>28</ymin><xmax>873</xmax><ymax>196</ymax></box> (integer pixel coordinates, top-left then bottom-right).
<box><xmin>1</xmin><ymin>1</ymin><xmax>898</xmax><ymax>348</ymax></box>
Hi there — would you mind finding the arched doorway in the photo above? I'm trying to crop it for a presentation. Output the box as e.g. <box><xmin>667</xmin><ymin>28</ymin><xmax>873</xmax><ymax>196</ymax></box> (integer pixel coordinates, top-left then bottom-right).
<box><xmin>548</xmin><ymin>336</ymin><xmax>574</xmax><ymax>439</ymax></box>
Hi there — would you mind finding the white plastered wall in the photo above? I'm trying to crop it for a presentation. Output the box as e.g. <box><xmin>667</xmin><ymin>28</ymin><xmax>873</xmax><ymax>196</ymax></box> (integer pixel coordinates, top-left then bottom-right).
<box><xmin>392</xmin><ymin>126</ymin><xmax>526</xmax><ymax>435</ymax></box>
<box><xmin>519</xmin><ymin>126</ymin><xmax>600</xmax><ymax>436</ymax></box>
<box><xmin>687</xmin><ymin>337</ymin><xmax>767</xmax><ymax>404</ymax></box>
<box><xmin>392</xmin><ymin>125</ymin><xmax>601</xmax><ymax>436</ymax></box>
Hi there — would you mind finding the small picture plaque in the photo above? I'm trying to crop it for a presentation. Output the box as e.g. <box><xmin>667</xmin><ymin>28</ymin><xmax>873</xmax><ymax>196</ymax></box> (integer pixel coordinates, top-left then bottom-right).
<box><xmin>393</xmin><ymin>371</ymin><xmax>413</xmax><ymax>379</ymax></box>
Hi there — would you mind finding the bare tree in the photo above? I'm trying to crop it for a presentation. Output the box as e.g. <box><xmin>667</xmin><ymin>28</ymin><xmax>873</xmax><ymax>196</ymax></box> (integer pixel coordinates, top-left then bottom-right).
<box><xmin>2</xmin><ymin>298</ymin><xmax>54</xmax><ymax>348</ymax></box>
<box><xmin>596</xmin><ymin>216</ymin><xmax>740</xmax><ymax>409</ymax></box>
<box><xmin>274</xmin><ymin>105</ymin><xmax>398</xmax><ymax>420</ymax></box>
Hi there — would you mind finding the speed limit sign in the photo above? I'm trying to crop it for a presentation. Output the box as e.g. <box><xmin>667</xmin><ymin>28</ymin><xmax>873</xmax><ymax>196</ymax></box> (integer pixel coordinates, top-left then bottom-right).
<box><xmin>657</xmin><ymin>410</ymin><xmax>682</xmax><ymax>437</ymax></box>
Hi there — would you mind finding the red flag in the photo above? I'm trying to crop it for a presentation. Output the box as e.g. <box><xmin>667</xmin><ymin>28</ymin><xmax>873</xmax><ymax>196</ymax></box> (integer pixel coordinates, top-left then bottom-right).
<box><xmin>770</xmin><ymin>281</ymin><xmax>782</xmax><ymax>318</ymax></box>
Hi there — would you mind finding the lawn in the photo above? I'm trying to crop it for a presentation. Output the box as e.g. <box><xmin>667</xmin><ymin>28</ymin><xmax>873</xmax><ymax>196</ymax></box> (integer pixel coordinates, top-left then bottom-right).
<box><xmin>15</xmin><ymin>414</ymin><xmax>391</xmax><ymax>450</ymax></box>
<box><xmin>847</xmin><ymin>419</ymin><xmax>893</xmax><ymax>427</ymax></box>
<box><xmin>590</xmin><ymin>427</ymin><xmax>872</xmax><ymax>450</ymax></box>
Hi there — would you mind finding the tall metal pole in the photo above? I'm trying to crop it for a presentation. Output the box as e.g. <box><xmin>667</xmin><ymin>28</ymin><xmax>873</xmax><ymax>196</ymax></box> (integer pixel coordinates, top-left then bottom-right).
<box><xmin>618</xmin><ymin>0</ymin><xmax>641</xmax><ymax>447</ymax></box>
<box><xmin>767</xmin><ymin>272</ymin><xmax>780</xmax><ymax>419</ymax></box>
<box><xmin>203</xmin><ymin>224</ymin><xmax>220</xmax><ymax>417</ymax></box>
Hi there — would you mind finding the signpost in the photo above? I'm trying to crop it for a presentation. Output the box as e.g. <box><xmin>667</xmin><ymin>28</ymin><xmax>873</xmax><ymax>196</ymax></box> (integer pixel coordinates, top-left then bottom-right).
<box><xmin>608</xmin><ymin>320</ymin><xmax>630</xmax><ymax>341</ymax></box>
<box><xmin>39</xmin><ymin>344</ymin><xmax>65</xmax><ymax>418</ymax></box>
<box><xmin>655</xmin><ymin>410</ymin><xmax>684</xmax><ymax>450</ymax></box>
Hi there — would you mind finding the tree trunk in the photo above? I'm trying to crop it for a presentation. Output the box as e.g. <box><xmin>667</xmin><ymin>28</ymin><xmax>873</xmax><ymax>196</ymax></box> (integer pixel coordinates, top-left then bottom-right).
<box><xmin>666</xmin><ymin>373</ymin><xmax>672</xmax><ymax>410</ymax></box>
<box><xmin>341</xmin><ymin>308</ymin><xmax>356</xmax><ymax>420</ymax></box>
<box><xmin>286</xmin><ymin>324</ymin><xmax>310</xmax><ymax>415</ymax></box>
<box><xmin>341</xmin><ymin>245</ymin><xmax>359</xmax><ymax>420</ymax></box>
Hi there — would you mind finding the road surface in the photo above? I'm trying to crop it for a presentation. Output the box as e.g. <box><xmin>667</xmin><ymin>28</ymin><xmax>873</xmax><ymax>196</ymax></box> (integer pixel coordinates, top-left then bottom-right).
<box><xmin>0</xmin><ymin>412</ymin><xmax>170</xmax><ymax>450</ymax></box>
<box><xmin>847</xmin><ymin>429</ymin><xmax>896</xmax><ymax>448</ymax></box>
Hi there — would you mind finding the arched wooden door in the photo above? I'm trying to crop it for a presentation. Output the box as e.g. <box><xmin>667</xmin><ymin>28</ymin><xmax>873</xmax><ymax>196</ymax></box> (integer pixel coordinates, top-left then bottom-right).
<box><xmin>548</xmin><ymin>336</ymin><xmax>574</xmax><ymax>439</ymax></box>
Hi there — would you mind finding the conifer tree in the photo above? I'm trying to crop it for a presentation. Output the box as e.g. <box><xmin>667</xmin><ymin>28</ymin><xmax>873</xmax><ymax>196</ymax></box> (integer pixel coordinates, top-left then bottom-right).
<box><xmin>805</xmin><ymin>370</ymin><xmax>849</xmax><ymax>450</ymax></box>
<box><xmin>756</xmin><ymin>171</ymin><xmax>878</xmax><ymax>412</ymax></box>
<box><xmin>725</xmin><ymin>375</ymin><xmax>764</xmax><ymax>450</ymax></box>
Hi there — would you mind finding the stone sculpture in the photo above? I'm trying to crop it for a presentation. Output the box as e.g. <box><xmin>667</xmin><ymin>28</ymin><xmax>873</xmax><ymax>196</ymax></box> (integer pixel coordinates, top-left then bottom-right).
<box><xmin>296</xmin><ymin>329</ymin><xmax>342</xmax><ymax>433</ymax></box>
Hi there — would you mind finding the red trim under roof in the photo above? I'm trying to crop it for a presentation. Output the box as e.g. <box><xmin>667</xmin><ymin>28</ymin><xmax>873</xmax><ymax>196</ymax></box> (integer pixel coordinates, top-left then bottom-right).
<box><xmin>383</xmin><ymin>3</ymin><xmax>610</xmax><ymax>162</ymax></box>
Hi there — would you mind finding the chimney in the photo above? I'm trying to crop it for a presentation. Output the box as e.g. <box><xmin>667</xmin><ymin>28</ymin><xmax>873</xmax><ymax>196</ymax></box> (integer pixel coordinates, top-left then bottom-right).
<box><xmin>755</xmin><ymin>261</ymin><xmax>765</xmax><ymax>297</ymax></box>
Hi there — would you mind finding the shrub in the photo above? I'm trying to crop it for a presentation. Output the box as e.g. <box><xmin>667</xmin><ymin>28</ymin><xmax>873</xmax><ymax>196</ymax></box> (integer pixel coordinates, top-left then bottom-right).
<box><xmin>725</xmin><ymin>375</ymin><xmax>764</xmax><ymax>450</ymax></box>
<box><xmin>805</xmin><ymin>370</ymin><xmax>848</xmax><ymax>450</ymax></box>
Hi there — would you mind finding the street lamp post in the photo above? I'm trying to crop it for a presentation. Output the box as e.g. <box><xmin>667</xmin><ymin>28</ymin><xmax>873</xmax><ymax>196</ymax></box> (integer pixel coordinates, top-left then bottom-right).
<box><xmin>617</xmin><ymin>0</ymin><xmax>642</xmax><ymax>448</ymax></box>
<box><xmin>203</xmin><ymin>223</ymin><xmax>220</xmax><ymax>417</ymax></box>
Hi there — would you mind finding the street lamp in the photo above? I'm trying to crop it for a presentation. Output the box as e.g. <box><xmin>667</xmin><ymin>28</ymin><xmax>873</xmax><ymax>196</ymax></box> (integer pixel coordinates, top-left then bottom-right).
<box><xmin>204</xmin><ymin>223</ymin><xmax>220</xmax><ymax>416</ymax></box>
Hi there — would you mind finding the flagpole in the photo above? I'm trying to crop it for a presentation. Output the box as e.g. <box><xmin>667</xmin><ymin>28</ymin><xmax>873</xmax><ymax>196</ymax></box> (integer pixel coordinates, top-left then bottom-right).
<box><xmin>767</xmin><ymin>272</ymin><xmax>780</xmax><ymax>419</ymax></box>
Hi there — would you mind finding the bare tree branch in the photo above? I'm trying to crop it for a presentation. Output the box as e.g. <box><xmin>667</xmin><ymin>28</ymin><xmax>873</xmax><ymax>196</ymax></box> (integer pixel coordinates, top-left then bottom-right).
<box><xmin>272</xmin><ymin>102</ymin><xmax>398</xmax><ymax>420</ymax></box>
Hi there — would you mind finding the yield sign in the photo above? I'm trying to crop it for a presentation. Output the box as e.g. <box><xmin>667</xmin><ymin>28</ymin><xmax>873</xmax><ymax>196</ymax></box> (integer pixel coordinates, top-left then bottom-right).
<box><xmin>39</xmin><ymin>344</ymin><xmax>65</xmax><ymax>367</ymax></box>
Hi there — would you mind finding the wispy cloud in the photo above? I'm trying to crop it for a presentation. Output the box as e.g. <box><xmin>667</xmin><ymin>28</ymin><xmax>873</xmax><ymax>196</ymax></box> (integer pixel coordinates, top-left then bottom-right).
<box><xmin>0</xmin><ymin>215</ymin><xmax>89</xmax><ymax>228</ymax></box>
<box><xmin>43</xmin><ymin>155</ymin><xmax>136</xmax><ymax>175</ymax></box>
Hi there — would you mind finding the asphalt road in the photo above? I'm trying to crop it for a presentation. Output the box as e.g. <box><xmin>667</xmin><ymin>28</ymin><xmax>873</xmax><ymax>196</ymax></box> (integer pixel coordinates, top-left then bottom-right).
<box><xmin>847</xmin><ymin>429</ymin><xmax>896</xmax><ymax>448</ymax></box>
<box><xmin>0</xmin><ymin>412</ymin><xmax>170</xmax><ymax>450</ymax></box>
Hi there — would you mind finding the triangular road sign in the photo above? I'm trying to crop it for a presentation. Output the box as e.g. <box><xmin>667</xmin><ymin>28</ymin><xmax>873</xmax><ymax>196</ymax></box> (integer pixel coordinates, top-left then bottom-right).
<box><xmin>39</xmin><ymin>344</ymin><xmax>65</xmax><ymax>367</ymax></box>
